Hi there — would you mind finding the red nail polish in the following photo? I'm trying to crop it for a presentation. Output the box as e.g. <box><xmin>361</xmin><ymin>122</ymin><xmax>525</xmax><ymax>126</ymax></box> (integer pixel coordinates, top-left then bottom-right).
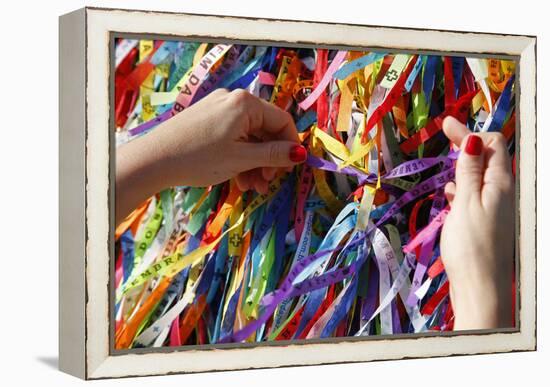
<box><xmin>465</xmin><ymin>135</ymin><xmax>483</xmax><ymax>156</ymax></box>
<box><xmin>289</xmin><ymin>145</ymin><xmax>307</xmax><ymax>163</ymax></box>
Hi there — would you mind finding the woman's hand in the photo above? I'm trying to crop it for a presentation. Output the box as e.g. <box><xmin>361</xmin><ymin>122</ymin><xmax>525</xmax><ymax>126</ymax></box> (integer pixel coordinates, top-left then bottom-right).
<box><xmin>116</xmin><ymin>89</ymin><xmax>306</xmax><ymax>224</ymax></box>
<box><xmin>440</xmin><ymin>116</ymin><xmax>515</xmax><ymax>330</ymax></box>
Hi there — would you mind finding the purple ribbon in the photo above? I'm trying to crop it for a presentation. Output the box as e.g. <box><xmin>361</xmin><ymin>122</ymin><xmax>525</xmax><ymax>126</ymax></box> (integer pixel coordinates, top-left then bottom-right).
<box><xmin>128</xmin><ymin>109</ymin><xmax>173</xmax><ymax>137</ymax></box>
<box><xmin>306</xmin><ymin>155</ymin><xmax>375</xmax><ymax>184</ymax></box>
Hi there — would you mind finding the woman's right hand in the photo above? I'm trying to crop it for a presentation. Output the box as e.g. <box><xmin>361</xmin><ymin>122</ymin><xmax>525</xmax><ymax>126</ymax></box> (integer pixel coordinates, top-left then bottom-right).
<box><xmin>440</xmin><ymin>116</ymin><xmax>515</xmax><ymax>330</ymax></box>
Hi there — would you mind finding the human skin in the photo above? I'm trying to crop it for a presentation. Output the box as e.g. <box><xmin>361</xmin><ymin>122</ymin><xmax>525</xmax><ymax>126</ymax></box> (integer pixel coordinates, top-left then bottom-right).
<box><xmin>116</xmin><ymin>88</ymin><xmax>307</xmax><ymax>225</ymax></box>
<box><xmin>441</xmin><ymin>116</ymin><xmax>515</xmax><ymax>330</ymax></box>
<box><xmin>116</xmin><ymin>90</ymin><xmax>515</xmax><ymax>331</ymax></box>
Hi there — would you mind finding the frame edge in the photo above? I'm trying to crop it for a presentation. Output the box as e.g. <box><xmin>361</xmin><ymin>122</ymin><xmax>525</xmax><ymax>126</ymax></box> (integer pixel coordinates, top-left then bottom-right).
<box><xmin>82</xmin><ymin>8</ymin><xmax>538</xmax><ymax>378</ymax></box>
<box><xmin>517</xmin><ymin>36</ymin><xmax>537</xmax><ymax>352</ymax></box>
<box><xmin>59</xmin><ymin>7</ymin><xmax>87</xmax><ymax>380</ymax></box>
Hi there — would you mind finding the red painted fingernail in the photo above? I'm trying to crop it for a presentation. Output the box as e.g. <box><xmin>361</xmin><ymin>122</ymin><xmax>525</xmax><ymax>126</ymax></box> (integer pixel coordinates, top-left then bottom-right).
<box><xmin>465</xmin><ymin>135</ymin><xmax>483</xmax><ymax>156</ymax></box>
<box><xmin>289</xmin><ymin>145</ymin><xmax>307</xmax><ymax>163</ymax></box>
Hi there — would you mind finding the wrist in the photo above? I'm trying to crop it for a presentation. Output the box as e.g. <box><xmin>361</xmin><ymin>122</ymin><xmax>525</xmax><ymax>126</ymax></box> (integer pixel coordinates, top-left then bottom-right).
<box><xmin>146</xmin><ymin>114</ymin><xmax>196</xmax><ymax>187</ymax></box>
<box><xmin>450</xmin><ymin>279</ymin><xmax>513</xmax><ymax>330</ymax></box>
<box><xmin>115</xmin><ymin>130</ymin><xmax>177</xmax><ymax>224</ymax></box>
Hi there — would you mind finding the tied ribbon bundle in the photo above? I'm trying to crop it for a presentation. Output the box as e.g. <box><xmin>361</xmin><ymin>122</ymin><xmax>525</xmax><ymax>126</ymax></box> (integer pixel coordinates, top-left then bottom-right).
<box><xmin>113</xmin><ymin>38</ymin><xmax>517</xmax><ymax>348</ymax></box>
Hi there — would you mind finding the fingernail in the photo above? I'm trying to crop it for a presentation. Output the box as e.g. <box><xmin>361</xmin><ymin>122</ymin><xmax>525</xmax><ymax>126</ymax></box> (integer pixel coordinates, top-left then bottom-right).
<box><xmin>465</xmin><ymin>135</ymin><xmax>483</xmax><ymax>156</ymax></box>
<box><xmin>289</xmin><ymin>145</ymin><xmax>307</xmax><ymax>163</ymax></box>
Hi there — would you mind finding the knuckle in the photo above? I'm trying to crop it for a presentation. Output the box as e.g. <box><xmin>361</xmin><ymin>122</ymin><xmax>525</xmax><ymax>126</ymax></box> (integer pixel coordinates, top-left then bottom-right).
<box><xmin>212</xmin><ymin>87</ymin><xmax>229</xmax><ymax>96</ymax></box>
<box><xmin>458</xmin><ymin>160</ymin><xmax>483</xmax><ymax>177</ymax></box>
<box><xmin>228</xmin><ymin>89</ymin><xmax>252</xmax><ymax>106</ymax></box>
<box><xmin>489</xmin><ymin>132</ymin><xmax>507</xmax><ymax>147</ymax></box>
<box><xmin>281</xmin><ymin>110</ymin><xmax>293</xmax><ymax>125</ymax></box>
<box><xmin>268</xmin><ymin>143</ymin><xmax>283</xmax><ymax>164</ymax></box>
<box><xmin>499</xmin><ymin>174</ymin><xmax>515</xmax><ymax>193</ymax></box>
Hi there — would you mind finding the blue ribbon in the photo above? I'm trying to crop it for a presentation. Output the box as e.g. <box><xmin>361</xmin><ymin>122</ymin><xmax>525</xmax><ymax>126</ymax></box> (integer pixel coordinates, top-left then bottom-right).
<box><xmin>333</xmin><ymin>52</ymin><xmax>386</xmax><ymax>80</ymax></box>
<box><xmin>423</xmin><ymin>55</ymin><xmax>438</xmax><ymax>104</ymax></box>
<box><xmin>486</xmin><ymin>74</ymin><xmax>515</xmax><ymax>132</ymax></box>
<box><xmin>120</xmin><ymin>230</ymin><xmax>134</xmax><ymax>283</ymax></box>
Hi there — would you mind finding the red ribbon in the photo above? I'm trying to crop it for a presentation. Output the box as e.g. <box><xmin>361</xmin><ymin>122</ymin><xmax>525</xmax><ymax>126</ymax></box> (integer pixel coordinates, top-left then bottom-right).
<box><xmin>361</xmin><ymin>55</ymin><xmax>419</xmax><ymax>143</ymax></box>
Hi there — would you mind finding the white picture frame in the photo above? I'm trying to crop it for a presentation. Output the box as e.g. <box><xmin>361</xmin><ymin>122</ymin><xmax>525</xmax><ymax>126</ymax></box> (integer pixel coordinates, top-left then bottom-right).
<box><xmin>59</xmin><ymin>7</ymin><xmax>537</xmax><ymax>379</ymax></box>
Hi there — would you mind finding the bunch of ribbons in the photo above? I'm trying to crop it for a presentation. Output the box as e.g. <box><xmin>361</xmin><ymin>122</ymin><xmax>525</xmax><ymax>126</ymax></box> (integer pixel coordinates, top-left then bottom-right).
<box><xmin>113</xmin><ymin>38</ymin><xmax>516</xmax><ymax>349</ymax></box>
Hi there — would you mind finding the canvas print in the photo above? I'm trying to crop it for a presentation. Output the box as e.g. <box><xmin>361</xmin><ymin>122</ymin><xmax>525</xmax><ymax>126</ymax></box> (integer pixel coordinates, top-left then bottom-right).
<box><xmin>113</xmin><ymin>38</ymin><xmax>517</xmax><ymax>350</ymax></box>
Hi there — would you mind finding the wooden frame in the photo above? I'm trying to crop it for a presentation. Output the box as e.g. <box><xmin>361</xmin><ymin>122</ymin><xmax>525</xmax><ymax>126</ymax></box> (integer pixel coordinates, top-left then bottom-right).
<box><xmin>59</xmin><ymin>7</ymin><xmax>537</xmax><ymax>380</ymax></box>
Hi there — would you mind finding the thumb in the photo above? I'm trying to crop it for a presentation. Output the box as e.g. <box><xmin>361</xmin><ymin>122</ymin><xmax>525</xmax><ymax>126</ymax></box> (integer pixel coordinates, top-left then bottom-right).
<box><xmin>455</xmin><ymin>133</ymin><xmax>485</xmax><ymax>203</ymax></box>
<box><xmin>236</xmin><ymin>141</ymin><xmax>307</xmax><ymax>169</ymax></box>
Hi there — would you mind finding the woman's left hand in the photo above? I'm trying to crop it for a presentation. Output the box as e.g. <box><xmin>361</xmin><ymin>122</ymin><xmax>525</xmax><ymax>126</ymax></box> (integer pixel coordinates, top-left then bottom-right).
<box><xmin>116</xmin><ymin>89</ymin><xmax>306</xmax><ymax>223</ymax></box>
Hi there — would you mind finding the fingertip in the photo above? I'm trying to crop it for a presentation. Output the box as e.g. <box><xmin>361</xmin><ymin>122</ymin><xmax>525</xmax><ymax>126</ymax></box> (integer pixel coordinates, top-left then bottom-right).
<box><xmin>442</xmin><ymin>115</ymin><xmax>459</xmax><ymax>129</ymax></box>
<box><xmin>442</xmin><ymin>115</ymin><xmax>470</xmax><ymax>148</ymax></box>
<box><xmin>464</xmin><ymin>134</ymin><xmax>484</xmax><ymax>156</ymax></box>
<box><xmin>261</xmin><ymin>167</ymin><xmax>277</xmax><ymax>181</ymax></box>
<box><xmin>453</xmin><ymin>133</ymin><xmax>485</xmax><ymax>202</ymax></box>
<box><xmin>289</xmin><ymin>144</ymin><xmax>307</xmax><ymax>164</ymax></box>
<box><xmin>254</xmin><ymin>178</ymin><xmax>269</xmax><ymax>195</ymax></box>
<box><xmin>239</xmin><ymin>141</ymin><xmax>305</xmax><ymax>170</ymax></box>
<box><xmin>234</xmin><ymin>174</ymin><xmax>250</xmax><ymax>192</ymax></box>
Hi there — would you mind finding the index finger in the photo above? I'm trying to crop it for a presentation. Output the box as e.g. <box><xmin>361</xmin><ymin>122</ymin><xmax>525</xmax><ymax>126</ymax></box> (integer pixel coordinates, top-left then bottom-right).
<box><xmin>480</xmin><ymin>132</ymin><xmax>512</xmax><ymax>174</ymax></box>
<box><xmin>443</xmin><ymin>116</ymin><xmax>511</xmax><ymax>174</ymax></box>
<box><xmin>245</xmin><ymin>92</ymin><xmax>300</xmax><ymax>142</ymax></box>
